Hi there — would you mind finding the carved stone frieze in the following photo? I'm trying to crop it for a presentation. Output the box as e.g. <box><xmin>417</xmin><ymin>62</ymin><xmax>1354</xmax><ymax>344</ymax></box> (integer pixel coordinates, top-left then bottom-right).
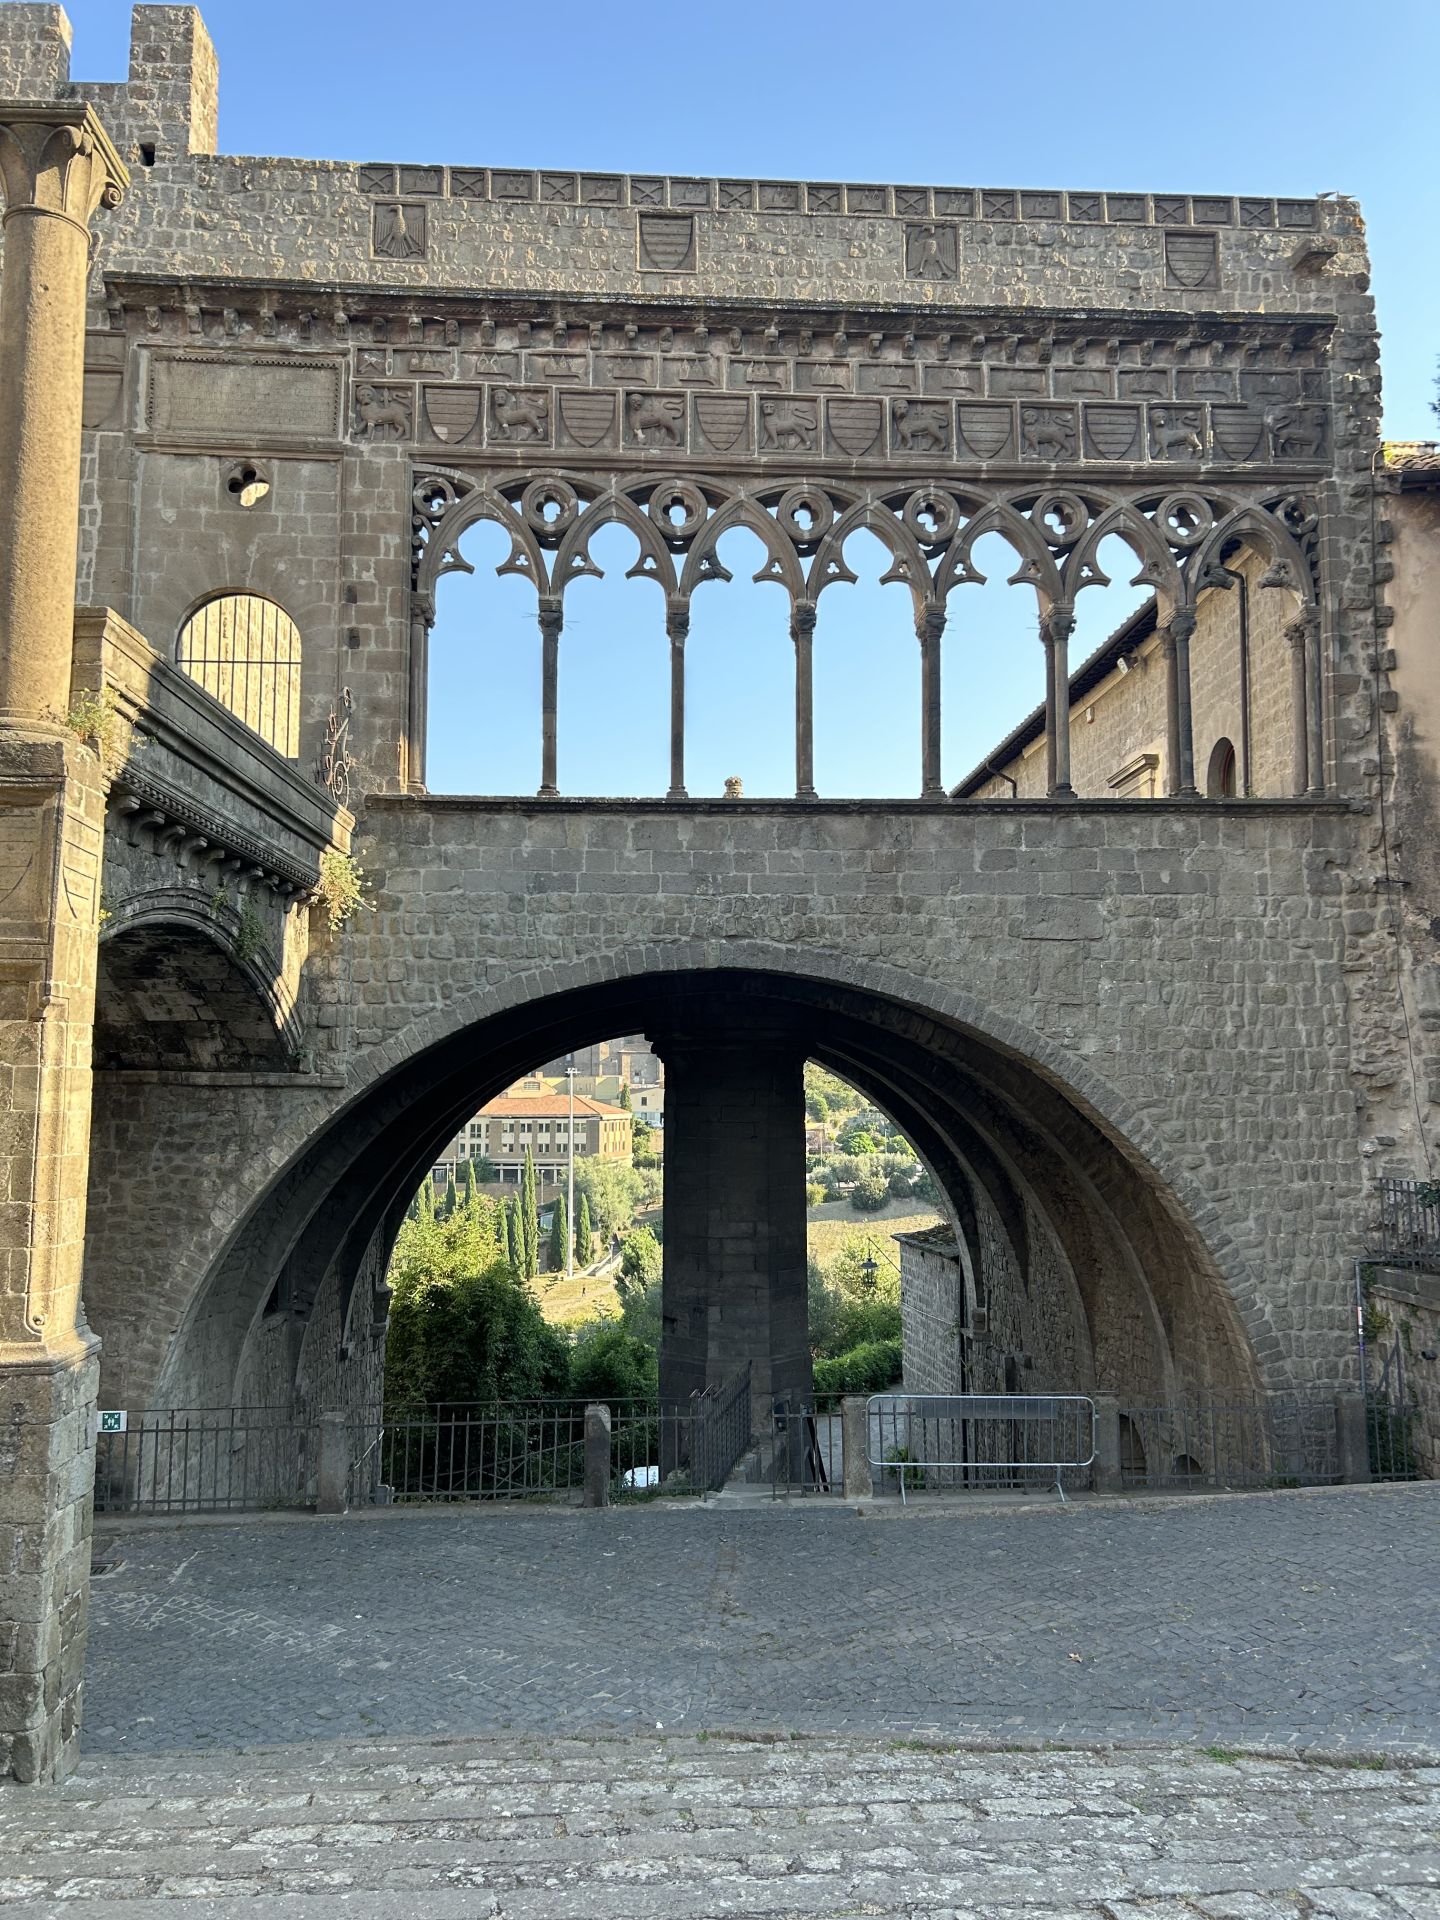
<box><xmin>314</xmin><ymin>312</ymin><xmax>1333</xmax><ymax>471</ymax></box>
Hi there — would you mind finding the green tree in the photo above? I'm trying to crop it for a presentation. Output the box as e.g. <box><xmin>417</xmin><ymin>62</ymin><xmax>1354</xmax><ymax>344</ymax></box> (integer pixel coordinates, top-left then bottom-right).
<box><xmin>618</xmin><ymin>1225</ymin><xmax>662</xmax><ymax>1290</ymax></box>
<box><xmin>632</xmin><ymin>1118</ymin><xmax>658</xmax><ymax>1167</ymax></box>
<box><xmin>548</xmin><ymin>1192</ymin><xmax>569</xmax><ymax>1273</ymax></box>
<box><xmin>520</xmin><ymin>1148</ymin><xmax>539</xmax><ymax>1278</ymax></box>
<box><xmin>837</xmin><ymin>1119</ymin><xmax>878</xmax><ymax>1155</ymax></box>
<box><xmin>462</xmin><ymin>1158</ymin><xmax>478</xmax><ymax>1209</ymax></box>
<box><xmin>575</xmin><ymin>1192</ymin><xmax>593</xmax><ymax>1267</ymax></box>
<box><xmin>574</xmin><ymin>1158</ymin><xmax>643</xmax><ymax>1238</ymax></box>
<box><xmin>617</xmin><ymin>1082</ymin><xmax>631</xmax><ymax>1111</ymax></box>
<box><xmin>505</xmin><ymin>1195</ymin><xmax>522</xmax><ymax>1273</ymax></box>
<box><xmin>568</xmin><ymin>1323</ymin><xmax>658</xmax><ymax>1401</ymax></box>
<box><xmin>805</xmin><ymin>1087</ymin><xmax>829</xmax><ymax>1123</ymax></box>
<box><xmin>384</xmin><ymin>1218</ymin><xmax>570</xmax><ymax>1412</ymax></box>
<box><xmin>416</xmin><ymin>1174</ymin><xmax>436</xmax><ymax>1220</ymax></box>
<box><xmin>472</xmin><ymin>1154</ymin><xmax>498</xmax><ymax>1184</ymax></box>
<box><xmin>850</xmin><ymin>1170</ymin><xmax>889</xmax><ymax>1212</ymax></box>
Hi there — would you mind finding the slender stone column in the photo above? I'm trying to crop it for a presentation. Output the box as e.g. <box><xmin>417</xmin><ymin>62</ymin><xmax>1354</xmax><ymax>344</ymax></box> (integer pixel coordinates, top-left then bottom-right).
<box><xmin>653</xmin><ymin>1019</ymin><xmax>812</xmax><ymax>1428</ymax></box>
<box><xmin>917</xmin><ymin>603</ymin><xmax>945</xmax><ymax>798</ymax></box>
<box><xmin>0</xmin><ymin>105</ymin><xmax>126</xmax><ymax>726</ymax></box>
<box><xmin>1285</xmin><ymin>612</ymin><xmax>1312</xmax><ymax>797</ymax></box>
<box><xmin>405</xmin><ymin>597</ymin><xmax>430</xmax><ymax>792</ymax></box>
<box><xmin>791</xmin><ymin>600</ymin><xmax>816</xmax><ymax>799</ymax></box>
<box><xmin>1164</xmin><ymin>607</ymin><xmax>1198</xmax><ymax>796</ymax></box>
<box><xmin>666</xmin><ymin>597</ymin><xmax>688</xmax><ymax>800</ymax></box>
<box><xmin>537</xmin><ymin>596</ymin><xmax>562</xmax><ymax>797</ymax></box>
<box><xmin>1304</xmin><ymin>608</ymin><xmax>1325</xmax><ymax>796</ymax></box>
<box><xmin>1040</xmin><ymin>606</ymin><xmax>1075</xmax><ymax>798</ymax></box>
<box><xmin>0</xmin><ymin>102</ymin><xmax>125</xmax><ymax>1785</ymax></box>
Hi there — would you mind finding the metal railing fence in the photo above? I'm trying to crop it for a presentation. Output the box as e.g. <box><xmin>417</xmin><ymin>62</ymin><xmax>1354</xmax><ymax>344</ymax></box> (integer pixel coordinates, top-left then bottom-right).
<box><xmin>1373</xmin><ymin>1178</ymin><xmax>1440</xmax><ymax>1270</ymax></box>
<box><xmin>766</xmin><ymin>1393</ymin><xmax>846</xmax><ymax>1497</ymax></box>
<box><xmin>352</xmin><ymin>1398</ymin><xmax>704</xmax><ymax>1505</ymax></box>
<box><xmin>94</xmin><ymin>1406</ymin><xmax>318</xmax><ymax>1515</ymax></box>
<box><xmin>867</xmin><ymin>1393</ymin><xmax>1096</xmax><ymax>1500</ymax></box>
<box><xmin>1116</xmin><ymin>1393</ymin><xmax>1343</xmax><ymax>1491</ymax></box>
<box><xmin>690</xmin><ymin>1365</ymin><xmax>754</xmax><ymax>1492</ymax></box>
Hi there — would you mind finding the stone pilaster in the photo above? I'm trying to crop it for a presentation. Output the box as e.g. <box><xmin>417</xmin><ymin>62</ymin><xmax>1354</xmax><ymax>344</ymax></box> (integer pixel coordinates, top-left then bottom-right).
<box><xmin>0</xmin><ymin>100</ymin><xmax>125</xmax><ymax>1783</ymax></box>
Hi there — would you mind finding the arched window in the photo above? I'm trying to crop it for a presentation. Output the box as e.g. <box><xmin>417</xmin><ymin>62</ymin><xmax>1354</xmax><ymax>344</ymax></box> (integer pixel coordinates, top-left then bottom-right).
<box><xmin>176</xmin><ymin>594</ymin><xmax>301</xmax><ymax>757</ymax></box>
<box><xmin>1205</xmin><ymin>737</ymin><xmax>1238</xmax><ymax>799</ymax></box>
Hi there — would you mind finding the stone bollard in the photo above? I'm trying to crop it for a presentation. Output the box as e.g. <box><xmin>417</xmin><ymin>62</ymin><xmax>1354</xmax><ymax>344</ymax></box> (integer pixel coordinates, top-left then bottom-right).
<box><xmin>841</xmin><ymin>1396</ymin><xmax>874</xmax><ymax>1500</ymax></box>
<box><xmin>1091</xmin><ymin>1392</ymin><xmax>1122</xmax><ymax>1494</ymax></box>
<box><xmin>584</xmin><ymin>1402</ymin><xmax>612</xmax><ymax>1508</ymax></box>
<box><xmin>1334</xmin><ymin>1390</ymin><xmax>1371</xmax><ymax>1485</ymax></box>
<box><xmin>316</xmin><ymin>1411</ymin><xmax>349</xmax><ymax>1514</ymax></box>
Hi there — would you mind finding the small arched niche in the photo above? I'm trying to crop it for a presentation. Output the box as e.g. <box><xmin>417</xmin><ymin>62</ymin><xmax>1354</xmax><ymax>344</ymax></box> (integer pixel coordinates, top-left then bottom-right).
<box><xmin>1205</xmin><ymin>737</ymin><xmax>1238</xmax><ymax>799</ymax></box>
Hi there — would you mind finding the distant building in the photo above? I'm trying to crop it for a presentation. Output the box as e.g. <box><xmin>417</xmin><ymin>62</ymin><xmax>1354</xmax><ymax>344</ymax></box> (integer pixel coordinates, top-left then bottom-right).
<box><xmin>432</xmin><ymin>1093</ymin><xmax>631</xmax><ymax>1188</ymax></box>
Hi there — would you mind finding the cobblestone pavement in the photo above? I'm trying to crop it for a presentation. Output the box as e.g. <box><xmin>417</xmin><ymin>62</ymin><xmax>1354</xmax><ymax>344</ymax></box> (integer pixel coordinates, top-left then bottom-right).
<box><xmin>2</xmin><ymin>1733</ymin><xmax>1437</xmax><ymax>1915</ymax></box>
<box><xmin>84</xmin><ymin>1484</ymin><xmax>1438</xmax><ymax>1759</ymax></box>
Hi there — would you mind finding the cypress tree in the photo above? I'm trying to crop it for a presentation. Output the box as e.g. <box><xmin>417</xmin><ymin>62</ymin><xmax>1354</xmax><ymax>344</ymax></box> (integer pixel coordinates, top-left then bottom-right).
<box><xmin>418</xmin><ymin>1174</ymin><xmax>436</xmax><ymax>1219</ymax></box>
<box><xmin>508</xmin><ymin>1195</ymin><xmax>524</xmax><ymax>1273</ymax></box>
<box><xmin>463</xmin><ymin>1158</ymin><xmax>478</xmax><ymax>1209</ymax></box>
<box><xmin>521</xmin><ymin>1148</ymin><xmax>539</xmax><ymax>1279</ymax></box>
<box><xmin>548</xmin><ymin>1192</ymin><xmax>568</xmax><ymax>1273</ymax></box>
<box><xmin>495</xmin><ymin>1199</ymin><xmax>509</xmax><ymax>1256</ymax></box>
<box><xmin>575</xmin><ymin>1192</ymin><xmax>593</xmax><ymax>1268</ymax></box>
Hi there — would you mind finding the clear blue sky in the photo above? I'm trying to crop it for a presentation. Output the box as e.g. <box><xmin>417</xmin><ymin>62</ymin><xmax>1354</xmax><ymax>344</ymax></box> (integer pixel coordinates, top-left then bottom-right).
<box><xmin>64</xmin><ymin>1</ymin><xmax>1440</xmax><ymax>799</ymax></box>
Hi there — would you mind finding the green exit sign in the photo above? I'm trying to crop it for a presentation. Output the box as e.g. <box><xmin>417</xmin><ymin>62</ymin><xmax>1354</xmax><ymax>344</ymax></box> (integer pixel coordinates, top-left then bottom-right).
<box><xmin>97</xmin><ymin>1410</ymin><xmax>127</xmax><ymax>1434</ymax></box>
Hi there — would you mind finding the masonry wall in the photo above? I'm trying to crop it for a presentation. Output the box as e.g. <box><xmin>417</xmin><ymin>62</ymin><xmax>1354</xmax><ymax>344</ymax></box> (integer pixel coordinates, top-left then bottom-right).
<box><xmin>970</xmin><ymin>549</ymin><xmax>1302</xmax><ymax>803</ymax></box>
<box><xmin>899</xmin><ymin>1234</ymin><xmax>966</xmax><ymax>1396</ymax></box>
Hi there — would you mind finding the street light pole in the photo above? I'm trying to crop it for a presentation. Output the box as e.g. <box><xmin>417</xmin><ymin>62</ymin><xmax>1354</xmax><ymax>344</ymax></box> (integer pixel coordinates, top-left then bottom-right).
<box><xmin>566</xmin><ymin>1054</ymin><xmax>576</xmax><ymax>1284</ymax></box>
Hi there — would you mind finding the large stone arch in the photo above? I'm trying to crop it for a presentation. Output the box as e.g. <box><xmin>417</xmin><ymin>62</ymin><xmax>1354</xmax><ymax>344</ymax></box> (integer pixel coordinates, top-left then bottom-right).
<box><xmin>124</xmin><ymin>938</ymin><xmax>1278</xmax><ymax>1417</ymax></box>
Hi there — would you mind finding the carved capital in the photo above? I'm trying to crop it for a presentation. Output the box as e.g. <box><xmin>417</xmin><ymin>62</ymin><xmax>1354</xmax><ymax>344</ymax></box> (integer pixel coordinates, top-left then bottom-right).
<box><xmin>0</xmin><ymin>103</ymin><xmax>128</xmax><ymax>231</ymax></box>
<box><xmin>1285</xmin><ymin>606</ymin><xmax>1320</xmax><ymax>648</ymax></box>
<box><xmin>1166</xmin><ymin>608</ymin><xmax>1198</xmax><ymax>645</ymax></box>
<box><xmin>1040</xmin><ymin>605</ymin><xmax>1075</xmax><ymax>646</ymax></box>
<box><xmin>665</xmin><ymin>596</ymin><xmax>690</xmax><ymax>645</ymax></box>
<box><xmin>791</xmin><ymin>600</ymin><xmax>817</xmax><ymax>642</ymax></box>
<box><xmin>537</xmin><ymin>596</ymin><xmax>564</xmax><ymax>641</ymax></box>
<box><xmin>916</xmin><ymin>603</ymin><xmax>946</xmax><ymax>646</ymax></box>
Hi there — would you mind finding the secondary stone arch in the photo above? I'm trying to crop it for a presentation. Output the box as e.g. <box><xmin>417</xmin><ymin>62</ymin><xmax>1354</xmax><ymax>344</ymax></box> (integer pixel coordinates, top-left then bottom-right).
<box><xmin>144</xmin><ymin>939</ymin><xmax>1275</xmax><ymax>1416</ymax></box>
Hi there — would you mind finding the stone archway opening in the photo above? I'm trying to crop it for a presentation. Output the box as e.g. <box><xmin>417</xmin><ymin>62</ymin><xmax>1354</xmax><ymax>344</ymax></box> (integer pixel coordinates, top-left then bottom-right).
<box><xmin>148</xmin><ymin>964</ymin><xmax>1264</xmax><ymax>1428</ymax></box>
<box><xmin>94</xmin><ymin>918</ymin><xmax>293</xmax><ymax>1073</ymax></box>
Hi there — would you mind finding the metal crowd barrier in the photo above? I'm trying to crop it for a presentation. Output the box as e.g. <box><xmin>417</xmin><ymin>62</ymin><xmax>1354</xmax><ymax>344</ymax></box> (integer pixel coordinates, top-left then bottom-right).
<box><xmin>865</xmin><ymin>1393</ymin><xmax>1097</xmax><ymax>1502</ymax></box>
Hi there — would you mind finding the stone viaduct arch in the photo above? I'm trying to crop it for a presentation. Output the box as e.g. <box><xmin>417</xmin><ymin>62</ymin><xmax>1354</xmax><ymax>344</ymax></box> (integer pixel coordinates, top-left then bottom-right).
<box><xmin>141</xmin><ymin>944</ymin><xmax>1268</xmax><ymax>1429</ymax></box>
<box><xmin>0</xmin><ymin>1</ymin><xmax>1409</xmax><ymax>1781</ymax></box>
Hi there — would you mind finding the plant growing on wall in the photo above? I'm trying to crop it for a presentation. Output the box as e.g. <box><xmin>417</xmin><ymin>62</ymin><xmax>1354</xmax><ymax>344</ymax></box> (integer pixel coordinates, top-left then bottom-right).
<box><xmin>65</xmin><ymin>686</ymin><xmax>126</xmax><ymax>763</ymax></box>
<box><xmin>315</xmin><ymin>848</ymin><xmax>369</xmax><ymax>931</ymax></box>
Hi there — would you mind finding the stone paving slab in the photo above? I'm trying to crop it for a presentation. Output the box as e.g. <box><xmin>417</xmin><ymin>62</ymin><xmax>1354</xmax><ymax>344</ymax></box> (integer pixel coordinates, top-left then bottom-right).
<box><xmin>1</xmin><ymin>1735</ymin><xmax>1437</xmax><ymax>1916</ymax></box>
<box><xmin>85</xmin><ymin>1484</ymin><xmax>1439</xmax><ymax>1759</ymax></box>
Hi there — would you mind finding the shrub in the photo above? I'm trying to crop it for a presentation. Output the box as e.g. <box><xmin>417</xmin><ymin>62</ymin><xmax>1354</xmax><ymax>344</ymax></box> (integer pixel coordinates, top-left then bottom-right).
<box><xmin>569</xmin><ymin>1323</ymin><xmax>658</xmax><ymax>1401</ymax></box>
<box><xmin>887</xmin><ymin>1168</ymin><xmax>915</xmax><ymax>1200</ymax></box>
<box><xmin>849</xmin><ymin>1172</ymin><xmax>890</xmax><ymax>1213</ymax></box>
<box><xmin>813</xmin><ymin>1338</ymin><xmax>903</xmax><ymax>1395</ymax></box>
<box><xmin>805</xmin><ymin>1181</ymin><xmax>827</xmax><ymax>1209</ymax></box>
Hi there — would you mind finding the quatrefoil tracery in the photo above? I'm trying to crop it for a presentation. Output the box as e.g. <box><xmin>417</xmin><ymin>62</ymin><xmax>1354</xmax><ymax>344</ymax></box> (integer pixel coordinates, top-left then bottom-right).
<box><xmin>412</xmin><ymin>466</ymin><xmax>1320</xmax><ymax>631</ymax></box>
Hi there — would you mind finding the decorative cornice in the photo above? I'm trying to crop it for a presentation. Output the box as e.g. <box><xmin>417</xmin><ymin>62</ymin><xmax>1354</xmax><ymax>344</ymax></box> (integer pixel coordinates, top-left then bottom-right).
<box><xmin>107</xmin><ymin>771</ymin><xmax>317</xmax><ymax>897</ymax></box>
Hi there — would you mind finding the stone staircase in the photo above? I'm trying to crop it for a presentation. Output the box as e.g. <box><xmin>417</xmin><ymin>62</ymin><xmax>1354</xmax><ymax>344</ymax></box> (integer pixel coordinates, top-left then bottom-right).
<box><xmin>1</xmin><ymin>1733</ymin><xmax>1436</xmax><ymax>1916</ymax></box>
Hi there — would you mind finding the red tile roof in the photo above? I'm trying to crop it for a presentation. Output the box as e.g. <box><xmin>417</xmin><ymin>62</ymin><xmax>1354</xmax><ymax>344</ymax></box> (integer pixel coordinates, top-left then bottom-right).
<box><xmin>479</xmin><ymin>1094</ymin><xmax>629</xmax><ymax>1119</ymax></box>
